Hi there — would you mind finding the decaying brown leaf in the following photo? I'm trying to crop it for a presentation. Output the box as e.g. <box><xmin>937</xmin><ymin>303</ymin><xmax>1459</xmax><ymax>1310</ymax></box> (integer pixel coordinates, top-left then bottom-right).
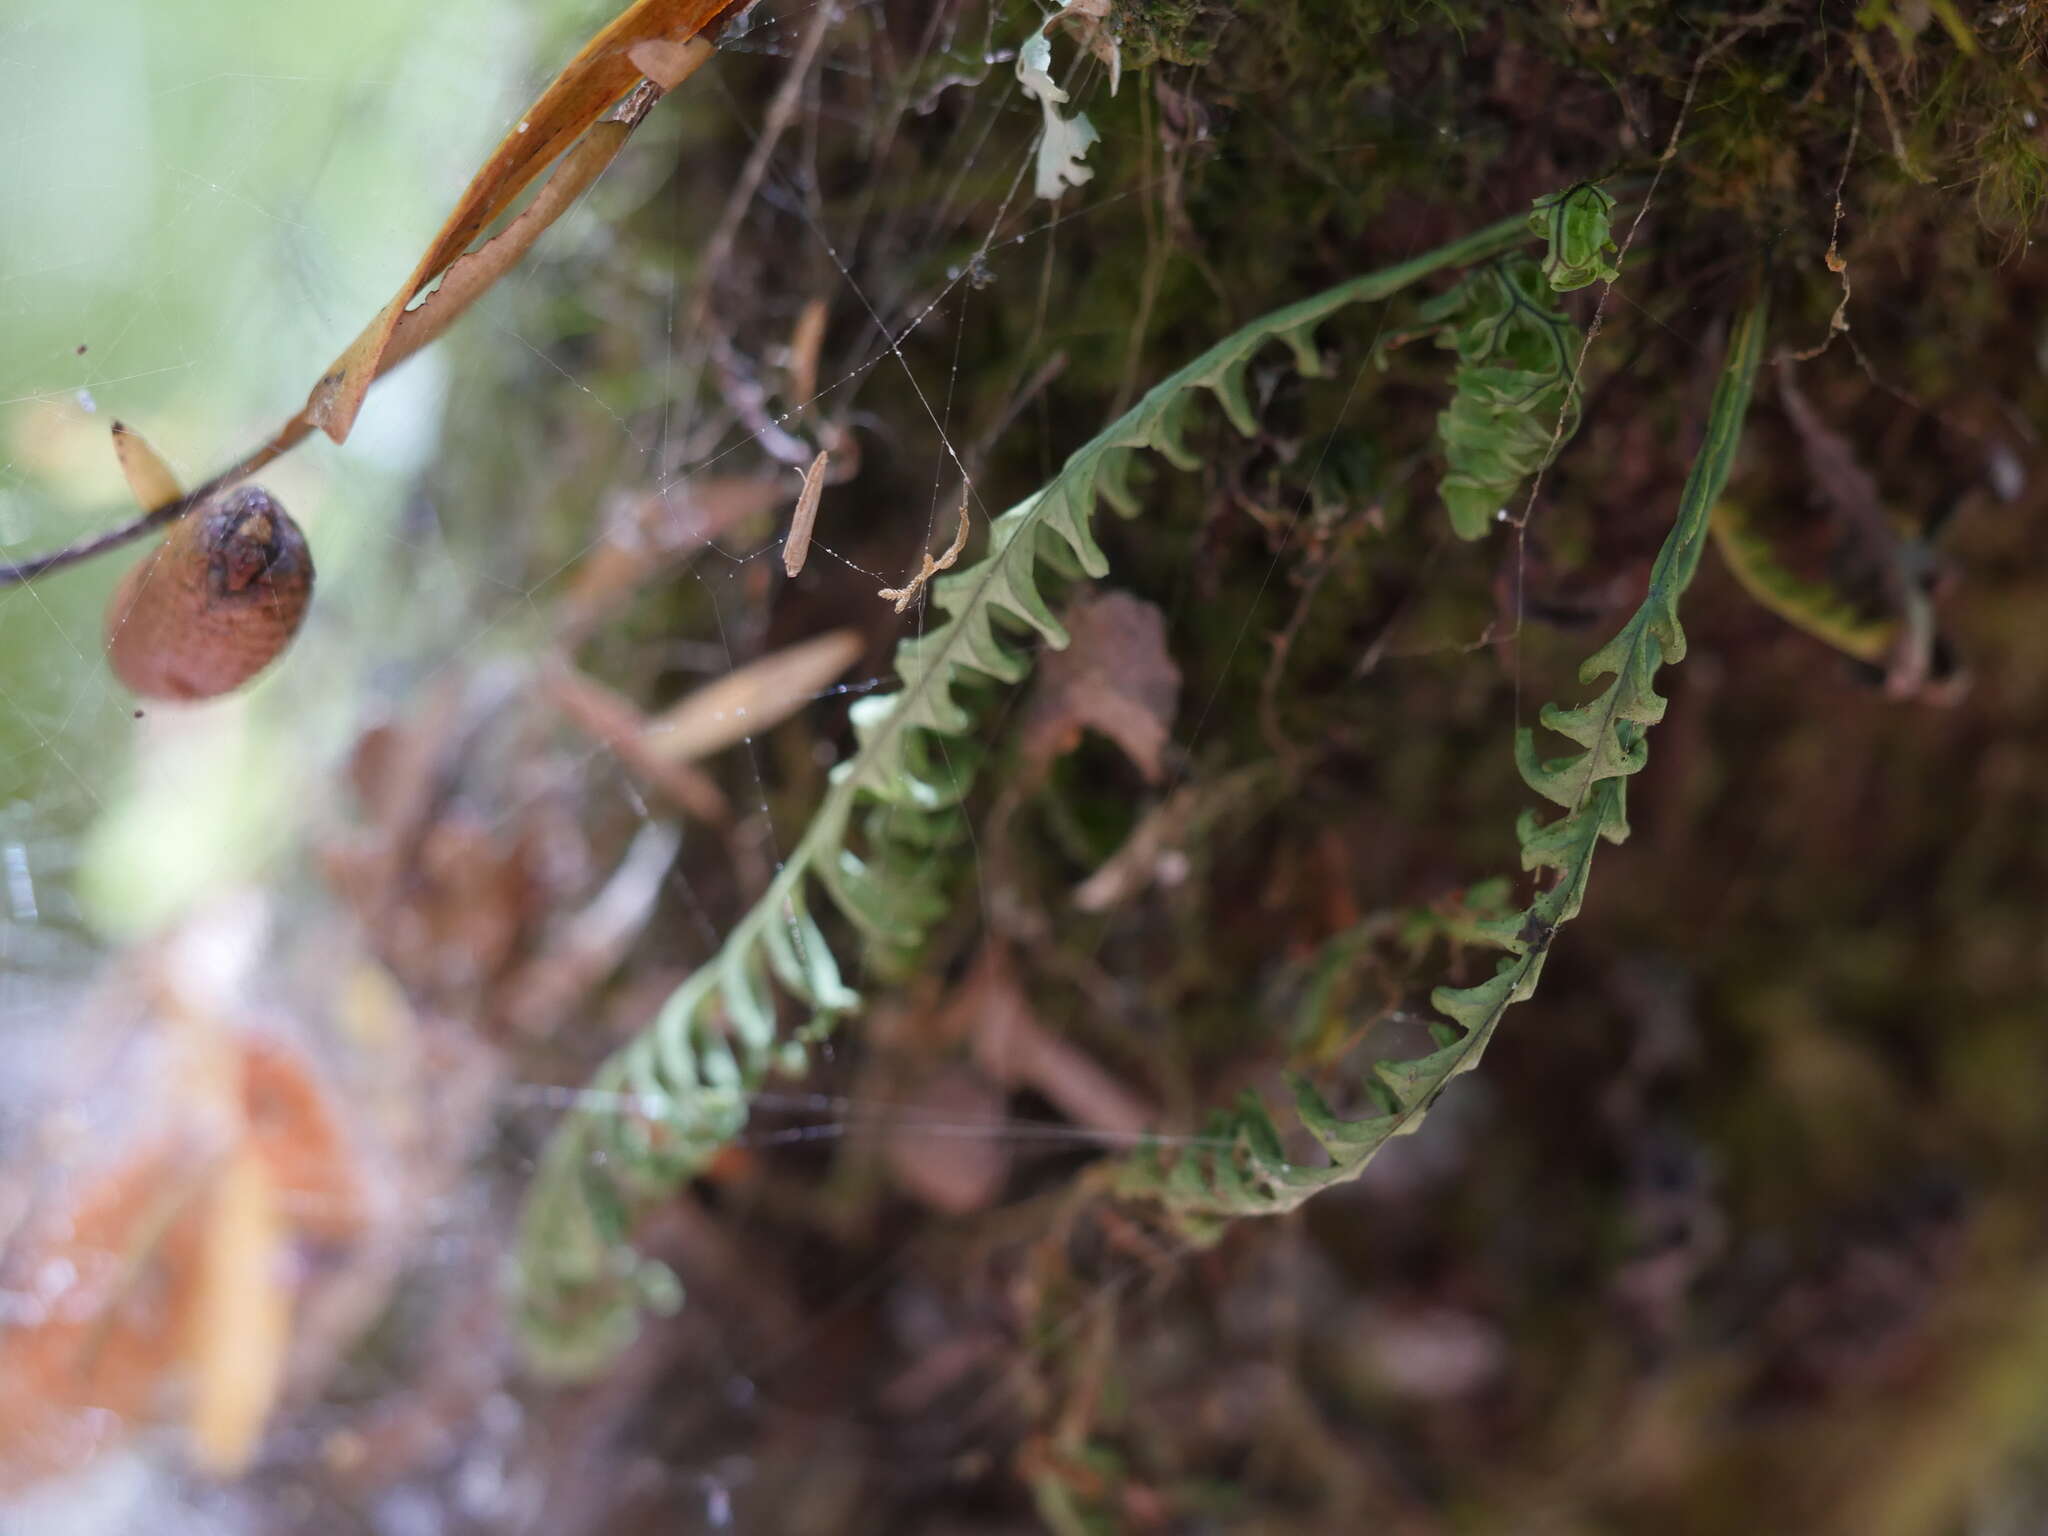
<box><xmin>1048</xmin><ymin>0</ymin><xmax>1121</xmax><ymax>96</ymax></box>
<box><xmin>941</xmin><ymin>945</ymin><xmax>1154</xmax><ymax>1138</ymax></box>
<box><xmin>239</xmin><ymin>1036</ymin><xmax>366</xmax><ymax>1244</ymax></box>
<box><xmin>782</xmin><ymin>449</ymin><xmax>830</xmax><ymax>578</ymax></box>
<box><xmin>541</xmin><ymin>657</ymin><xmax>731</xmax><ymax>824</ymax></box>
<box><xmin>283</xmin><ymin>0</ymin><xmax>746</xmax><ymax>452</ymax></box>
<box><xmin>1020</xmin><ymin>591</ymin><xmax>1181</xmax><ymax>783</ymax></box>
<box><xmin>641</xmin><ymin>628</ymin><xmax>863</xmax><ymax>764</ymax></box>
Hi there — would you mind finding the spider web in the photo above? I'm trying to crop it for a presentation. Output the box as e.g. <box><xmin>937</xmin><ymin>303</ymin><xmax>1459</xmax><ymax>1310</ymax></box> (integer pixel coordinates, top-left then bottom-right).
<box><xmin>0</xmin><ymin>3</ymin><xmax>1525</xmax><ymax>1530</ymax></box>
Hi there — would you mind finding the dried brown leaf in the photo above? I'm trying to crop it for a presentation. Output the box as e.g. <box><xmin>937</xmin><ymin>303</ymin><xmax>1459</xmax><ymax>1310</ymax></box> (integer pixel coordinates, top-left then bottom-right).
<box><xmin>0</xmin><ymin>1028</ymin><xmax>362</xmax><ymax>1490</ymax></box>
<box><xmin>287</xmin><ymin>0</ymin><xmax>744</xmax><ymax>449</ymax></box>
<box><xmin>541</xmin><ymin>657</ymin><xmax>731</xmax><ymax>823</ymax></box>
<box><xmin>957</xmin><ymin>946</ymin><xmax>1154</xmax><ymax>1137</ymax></box>
<box><xmin>238</xmin><ymin>1037</ymin><xmax>364</xmax><ymax>1245</ymax></box>
<box><xmin>782</xmin><ymin>449</ymin><xmax>829</xmax><ymax>578</ymax></box>
<box><xmin>1049</xmin><ymin>0</ymin><xmax>1120</xmax><ymax>95</ymax></box>
<box><xmin>0</xmin><ymin>1141</ymin><xmax>199</xmax><ymax>1490</ymax></box>
<box><xmin>1020</xmin><ymin>591</ymin><xmax>1180</xmax><ymax>783</ymax></box>
<box><xmin>641</xmin><ymin>628</ymin><xmax>863</xmax><ymax>764</ymax></box>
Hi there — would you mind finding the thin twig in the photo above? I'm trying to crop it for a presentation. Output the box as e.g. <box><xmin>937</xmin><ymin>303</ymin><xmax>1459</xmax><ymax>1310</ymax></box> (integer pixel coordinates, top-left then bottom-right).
<box><xmin>1786</xmin><ymin>74</ymin><xmax>1864</xmax><ymax>362</ymax></box>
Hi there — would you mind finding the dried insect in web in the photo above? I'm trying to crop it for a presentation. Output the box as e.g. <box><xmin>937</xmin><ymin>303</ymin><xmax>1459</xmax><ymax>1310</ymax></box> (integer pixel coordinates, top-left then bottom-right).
<box><xmin>879</xmin><ymin>493</ymin><xmax>971</xmax><ymax>613</ymax></box>
<box><xmin>782</xmin><ymin>449</ymin><xmax>829</xmax><ymax>578</ymax></box>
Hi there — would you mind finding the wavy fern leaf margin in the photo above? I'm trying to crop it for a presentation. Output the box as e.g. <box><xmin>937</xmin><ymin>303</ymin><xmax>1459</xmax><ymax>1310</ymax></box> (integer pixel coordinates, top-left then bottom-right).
<box><xmin>1115</xmin><ymin>295</ymin><xmax>1769</xmax><ymax>1222</ymax></box>
<box><xmin>1426</xmin><ymin>254</ymin><xmax>1589</xmax><ymax>539</ymax></box>
<box><xmin>513</xmin><ymin>206</ymin><xmax>1550</xmax><ymax>1377</ymax></box>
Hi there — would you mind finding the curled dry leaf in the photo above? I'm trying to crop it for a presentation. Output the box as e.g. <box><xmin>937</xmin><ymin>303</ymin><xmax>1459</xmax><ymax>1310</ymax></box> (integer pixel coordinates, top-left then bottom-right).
<box><xmin>1020</xmin><ymin>591</ymin><xmax>1181</xmax><ymax>784</ymax></box>
<box><xmin>282</xmin><ymin>0</ymin><xmax>749</xmax><ymax>451</ymax></box>
<box><xmin>104</xmin><ymin>484</ymin><xmax>314</xmax><ymax>701</ymax></box>
<box><xmin>1049</xmin><ymin>0</ymin><xmax>1120</xmax><ymax>96</ymax></box>
<box><xmin>641</xmin><ymin>628</ymin><xmax>863</xmax><ymax>764</ymax></box>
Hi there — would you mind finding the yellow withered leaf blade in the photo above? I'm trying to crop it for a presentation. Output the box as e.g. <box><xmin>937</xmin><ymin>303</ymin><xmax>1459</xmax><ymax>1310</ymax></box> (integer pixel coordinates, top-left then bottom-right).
<box><xmin>110</xmin><ymin>421</ymin><xmax>184</xmax><ymax>512</ymax></box>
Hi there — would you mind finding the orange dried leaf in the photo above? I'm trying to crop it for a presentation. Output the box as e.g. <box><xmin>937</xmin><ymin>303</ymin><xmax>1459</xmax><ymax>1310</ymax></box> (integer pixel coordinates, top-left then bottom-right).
<box><xmin>294</xmin><ymin>0</ymin><xmax>743</xmax><ymax>446</ymax></box>
<box><xmin>239</xmin><ymin>1037</ymin><xmax>364</xmax><ymax>1244</ymax></box>
<box><xmin>374</xmin><ymin>117</ymin><xmax>640</xmax><ymax>382</ymax></box>
<box><xmin>0</xmin><ymin>1143</ymin><xmax>200</xmax><ymax>1490</ymax></box>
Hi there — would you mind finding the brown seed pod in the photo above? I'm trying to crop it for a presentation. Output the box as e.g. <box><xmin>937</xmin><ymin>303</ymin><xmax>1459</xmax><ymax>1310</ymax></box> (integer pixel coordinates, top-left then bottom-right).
<box><xmin>104</xmin><ymin>485</ymin><xmax>314</xmax><ymax>701</ymax></box>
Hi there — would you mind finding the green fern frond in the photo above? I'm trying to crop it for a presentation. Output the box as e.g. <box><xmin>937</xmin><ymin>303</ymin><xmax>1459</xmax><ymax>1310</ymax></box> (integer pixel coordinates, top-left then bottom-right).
<box><xmin>513</xmin><ymin>205</ymin><xmax>1552</xmax><ymax>1378</ymax></box>
<box><xmin>1423</xmin><ymin>183</ymin><xmax>1619</xmax><ymax>539</ymax></box>
<box><xmin>1710</xmin><ymin>497</ymin><xmax>1898</xmax><ymax>665</ymax></box>
<box><xmin>1427</xmin><ymin>255</ymin><xmax>1587</xmax><ymax>539</ymax></box>
<box><xmin>1529</xmin><ymin>181</ymin><xmax>1621</xmax><ymax>292</ymax></box>
<box><xmin>1116</xmin><ymin>295</ymin><xmax>1769</xmax><ymax>1222</ymax></box>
